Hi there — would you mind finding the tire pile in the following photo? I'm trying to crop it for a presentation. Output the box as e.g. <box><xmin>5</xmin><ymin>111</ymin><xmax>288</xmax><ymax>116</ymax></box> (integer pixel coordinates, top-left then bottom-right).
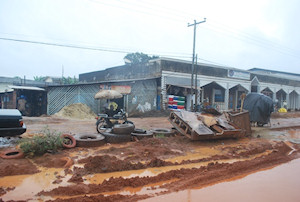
<box><xmin>73</xmin><ymin>123</ymin><xmax>176</xmax><ymax>146</ymax></box>
<box><xmin>99</xmin><ymin>124</ymin><xmax>175</xmax><ymax>144</ymax></box>
<box><xmin>101</xmin><ymin>124</ymin><xmax>134</xmax><ymax>143</ymax></box>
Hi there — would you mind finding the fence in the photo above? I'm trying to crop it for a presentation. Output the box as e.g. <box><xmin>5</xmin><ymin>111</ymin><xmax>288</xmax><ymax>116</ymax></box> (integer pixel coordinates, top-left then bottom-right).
<box><xmin>47</xmin><ymin>84</ymin><xmax>100</xmax><ymax>115</ymax></box>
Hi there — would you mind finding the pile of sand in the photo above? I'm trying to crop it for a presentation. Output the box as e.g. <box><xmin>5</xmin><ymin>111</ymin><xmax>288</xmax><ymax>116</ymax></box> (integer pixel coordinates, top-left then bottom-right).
<box><xmin>54</xmin><ymin>103</ymin><xmax>96</xmax><ymax>119</ymax></box>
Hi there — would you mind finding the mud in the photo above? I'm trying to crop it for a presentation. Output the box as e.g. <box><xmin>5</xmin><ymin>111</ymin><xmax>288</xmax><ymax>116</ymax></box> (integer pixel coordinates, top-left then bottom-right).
<box><xmin>1</xmin><ymin>114</ymin><xmax>300</xmax><ymax>201</ymax></box>
<box><xmin>38</xmin><ymin>141</ymin><xmax>298</xmax><ymax>201</ymax></box>
<box><xmin>0</xmin><ymin>158</ymin><xmax>39</xmax><ymax>177</ymax></box>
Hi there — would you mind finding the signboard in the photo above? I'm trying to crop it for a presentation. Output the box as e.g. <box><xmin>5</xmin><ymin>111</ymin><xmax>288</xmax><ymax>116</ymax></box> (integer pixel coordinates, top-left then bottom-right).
<box><xmin>228</xmin><ymin>70</ymin><xmax>250</xmax><ymax>80</ymax></box>
<box><xmin>111</xmin><ymin>85</ymin><xmax>131</xmax><ymax>94</ymax></box>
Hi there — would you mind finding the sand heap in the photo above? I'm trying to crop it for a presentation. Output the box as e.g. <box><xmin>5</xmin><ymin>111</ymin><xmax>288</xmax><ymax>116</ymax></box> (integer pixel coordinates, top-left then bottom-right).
<box><xmin>55</xmin><ymin>103</ymin><xmax>96</xmax><ymax>119</ymax></box>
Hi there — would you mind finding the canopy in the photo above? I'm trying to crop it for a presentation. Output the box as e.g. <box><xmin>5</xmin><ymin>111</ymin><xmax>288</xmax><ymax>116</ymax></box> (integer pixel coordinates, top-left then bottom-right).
<box><xmin>94</xmin><ymin>90</ymin><xmax>123</xmax><ymax>99</ymax></box>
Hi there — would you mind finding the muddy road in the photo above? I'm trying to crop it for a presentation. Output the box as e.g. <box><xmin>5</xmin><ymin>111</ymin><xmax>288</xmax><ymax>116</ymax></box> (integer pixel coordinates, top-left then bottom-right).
<box><xmin>1</xmin><ymin>112</ymin><xmax>300</xmax><ymax>201</ymax></box>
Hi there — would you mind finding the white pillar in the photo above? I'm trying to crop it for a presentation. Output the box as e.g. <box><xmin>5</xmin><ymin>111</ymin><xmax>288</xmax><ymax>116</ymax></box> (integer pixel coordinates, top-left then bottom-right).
<box><xmin>272</xmin><ymin>88</ymin><xmax>276</xmax><ymax>102</ymax></box>
<box><xmin>161</xmin><ymin>76</ymin><xmax>167</xmax><ymax>110</ymax></box>
<box><xmin>224</xmin><ymin>83</ymin><xmax>229</xmax><ymax>111</ymax></box>
<box><xmin>286</xmin><ymin>90</ymin><xmax>290</xmax><ymax>109</ymax></box>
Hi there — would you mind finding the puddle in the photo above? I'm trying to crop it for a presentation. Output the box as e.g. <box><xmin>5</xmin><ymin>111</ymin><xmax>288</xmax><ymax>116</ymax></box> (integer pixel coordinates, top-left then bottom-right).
<box><xmin>85</xmin><ymin>151</ymin><xmax>271</xmax><ymax>184</ymax></box>
<box><xmin>0</xmin><ymin>144</ymin><xmax>275</xmax><ymax>201</ymax></box>
<box><xmin>142</xmin><ymin>158</ymin><xmax>300</xmax><ymax>202</ymax></box>
<box><xmin>0</xmin><ymin>167</ymin><xmax>71</xmax><ymax>201</ymax></box>
<box><xmin>166</xmin><ymin>147</ymin><xmax>220</xmax><ymax>163</ymax></box>
<box><xmin>256</xmin><ymin>128</ymin><xmax>300</xmax><ymax>143</ymax></box>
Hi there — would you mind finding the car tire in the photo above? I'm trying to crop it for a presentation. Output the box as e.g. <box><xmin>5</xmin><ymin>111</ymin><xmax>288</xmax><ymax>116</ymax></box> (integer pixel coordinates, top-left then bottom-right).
<box><xmin>74</xmin><ymin>134</ymin><xmax>105</xmax><ymax>147</ymax></box>
<box><xmin>132</xmin><ymin>130</ymin><xmax>153</xmax><ymax>140</ymax></box>
<box><xmin>133</xmin><ymin>128</ymin><xmax>147</xmax><ymax>134</ymax></box>
<box><xmin>61</xmin><ymin>134</ymin><xmax>76</xmax><ymax>149</ymax></box>
<box><xmin>112</xmin><ymin>123</ymin><xmax>135</xmax><ymax>135</ymax></box>
<box><xmin>150</xmin><ymin>128</ymin><xmax>174</xmax><ymax>137</ymax></box>
<box><xmin>123</xmin><ymin>120</ymin><xmax>134</xmax><ymax>125</ymax></box>
<box><xmin>96</xmin><ymin>120</ymin><xmax>108</xmax><ymax>133</ymax></box>
<box><xmin>0</xmin><ymin>149</ymin><xmax>24</xmax><ymax>159</ymax></box>
<box><xmin>101</xmin><ymin>129</ymin><xmax>132</xmax><ymax>143</ymax></box>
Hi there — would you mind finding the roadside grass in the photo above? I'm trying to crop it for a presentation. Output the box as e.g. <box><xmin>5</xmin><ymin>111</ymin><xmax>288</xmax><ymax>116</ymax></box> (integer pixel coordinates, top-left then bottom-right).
<box><xmin>19</xmin><ymin>127</ymin><xmax>63</xmax><ymax>157</ymax></box>
<box><xmin>154</xmin><ymin>133</ymin><xmax>166</xmax><ymax>138</ymax></box>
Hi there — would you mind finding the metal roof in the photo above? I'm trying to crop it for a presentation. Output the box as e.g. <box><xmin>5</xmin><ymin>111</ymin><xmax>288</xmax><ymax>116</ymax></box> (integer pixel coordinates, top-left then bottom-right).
<box><xmin>8</xmin><ymin>85</ymin><xmax>45</xmax><ymax>91</ymax></box>
<box><xmin>0</xmin><ymin>85</ymin><xmax>45</xmax><ymax>93</ymax></box>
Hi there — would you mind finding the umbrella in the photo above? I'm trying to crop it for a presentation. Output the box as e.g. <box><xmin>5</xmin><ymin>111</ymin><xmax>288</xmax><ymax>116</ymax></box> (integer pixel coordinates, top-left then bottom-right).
<box><xmin>94</xmin><ymin>90</ymin><xmax>123</xmax><ymax>99</ymax></box>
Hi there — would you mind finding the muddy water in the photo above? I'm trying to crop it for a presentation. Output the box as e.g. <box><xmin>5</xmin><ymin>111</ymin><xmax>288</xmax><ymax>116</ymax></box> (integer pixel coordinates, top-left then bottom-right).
<box><xmin>85</xmin><ymin>150</ymin><xmax>271</xmax><ymax>185</ymax></box>
<box><xmin>0</xmin><ymin>167</ymin><xmax>69</xmax><ymax>201</ymax></box>
<box><xmin>256</xmin><ymin>128</ymin><xmax>300</xmax><ymax>144</ymax></box>
<box><xmin>143</xmin><ymin>158</ymin><xmax>300</xmax><ymax>202</ymax></box>
<box><xmin>0</xmin><ymin>147</ymin><xmax>271</xmax><ymax>201</ymax></box>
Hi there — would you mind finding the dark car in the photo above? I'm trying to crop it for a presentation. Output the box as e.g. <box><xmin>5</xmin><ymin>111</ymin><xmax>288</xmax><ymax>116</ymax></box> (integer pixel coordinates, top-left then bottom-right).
<box><xmin>0</xmin><ymin>109</ymin><xmax>26</xmax><ymax>137</ymax></box>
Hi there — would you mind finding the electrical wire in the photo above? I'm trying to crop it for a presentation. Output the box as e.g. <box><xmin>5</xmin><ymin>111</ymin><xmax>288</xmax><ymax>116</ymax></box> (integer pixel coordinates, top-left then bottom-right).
<box><xmin>93</xmin><ymin>0</ymin><xmax>300</xmax><ymax>59</ymax></box>
<box><xmin>0</xmin><ymin>36</ymin><xmax>230</xmax><ymax>67</ymax></box>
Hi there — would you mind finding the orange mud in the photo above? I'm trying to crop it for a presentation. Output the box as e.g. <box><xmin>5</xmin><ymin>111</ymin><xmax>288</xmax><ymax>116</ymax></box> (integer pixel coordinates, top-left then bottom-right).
<box><xmin>0</xmin><ymin>114</ymin><xmax>300</xmax><ymax>201</ymax></box>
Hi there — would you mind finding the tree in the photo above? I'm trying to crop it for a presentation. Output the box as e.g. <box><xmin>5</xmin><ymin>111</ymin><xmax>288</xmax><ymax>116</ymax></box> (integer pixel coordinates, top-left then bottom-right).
<box><xmin>124</xmin><ymin>52</ymin><xmax>158</xmax><ymax>65</ymax></box>
<box><xmin>33</xmin><ymin>76</ymin><xmax>46</xmax><ymax>81</ymax></box>
<box><xmin>62</xmin><ymin>76</ymin><xmax>78</xmax><ymax>84</ymax></box>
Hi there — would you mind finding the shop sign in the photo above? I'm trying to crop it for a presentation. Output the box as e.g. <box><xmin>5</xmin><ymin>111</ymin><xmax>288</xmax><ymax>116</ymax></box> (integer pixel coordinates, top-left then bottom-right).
<box><xmin>228</xmin><ymin>70</ymin><xmax>250</xmax><ymax>80</ymax></box>
<box><xmin>111</xmin><ymin>85</ymin><xmax>131</xmax><ymax>94</ymax></box>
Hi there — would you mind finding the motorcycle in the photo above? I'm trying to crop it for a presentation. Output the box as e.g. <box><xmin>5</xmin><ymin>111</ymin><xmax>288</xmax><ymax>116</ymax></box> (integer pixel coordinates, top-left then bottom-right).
<box><xmin>96</xmin><ymin>109</ymin><xmax>134</xmax><ymax>133</ymax></box>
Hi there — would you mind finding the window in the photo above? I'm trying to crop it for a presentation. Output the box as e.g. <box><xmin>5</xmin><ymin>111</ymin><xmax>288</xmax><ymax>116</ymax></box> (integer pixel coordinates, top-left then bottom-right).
<box><xmin>214</xmin><ymin>89</ymin><xmax>224</xmax><ymax>102</ymax></box>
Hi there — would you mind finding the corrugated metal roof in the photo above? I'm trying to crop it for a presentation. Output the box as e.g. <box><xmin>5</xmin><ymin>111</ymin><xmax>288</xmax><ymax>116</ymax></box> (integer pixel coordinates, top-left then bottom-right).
<box><xmin>0</xmin><ymin>85</ymin><xmax>45</xmax><ymax>93</ymax></box>
<box><xmin>8</xmin><ymin>85</ymin><xmax>45</xmax><ymax>91</ymax></box>
<box><xmin>0</xmin><ymin>85</ymin><xmax>13</xmax><ymax>93</ymax></box>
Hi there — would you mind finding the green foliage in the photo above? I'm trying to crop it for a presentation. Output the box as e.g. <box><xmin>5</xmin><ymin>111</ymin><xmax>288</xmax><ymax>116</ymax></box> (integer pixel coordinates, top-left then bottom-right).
<box><xmin>33</xmin><ymin>76</ymin><xmax>78</xmax><ymax>84</ymax></box>
<box><xmin>154</xmin><ymin>134</ymin><xmax>166</xmax><ymax>138</ymax></box>
<box><xmin>124</xmin><ymin>52</ymin><xmax>159</xmax><ymax>65</ymax></box>
<box><xmin>19</xmin><ymin>128</ymin><xmax>63</xmax><ymax>157</ymax></box>
<box><xmin>62</xmin><ymin>76</ymin><xmax>78</xmax><ymax>84</ymax></box>
<box><xmin>33</xmin><ymin>76</ymin><xmax>46</xmax><ymax>81</ymax></box>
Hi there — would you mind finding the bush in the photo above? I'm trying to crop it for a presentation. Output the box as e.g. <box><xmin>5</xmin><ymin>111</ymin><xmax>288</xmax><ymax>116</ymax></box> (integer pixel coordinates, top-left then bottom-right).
<box><xmin>19</xmin><ymin>128</ymin><xmax>63</xmax><ymax>157</ymax></box>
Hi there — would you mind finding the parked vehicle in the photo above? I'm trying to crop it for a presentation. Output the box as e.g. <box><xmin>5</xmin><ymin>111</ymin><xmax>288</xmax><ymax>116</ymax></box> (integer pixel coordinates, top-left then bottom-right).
<box><xmin>0</xmin><ymin>109</ymin><xmax>26</xmax><ymax>137</ymax></box>
<box><xmin>96</xmin><ymin>109</ymin><xmax>134</xmax><ymax>133</ymax></box>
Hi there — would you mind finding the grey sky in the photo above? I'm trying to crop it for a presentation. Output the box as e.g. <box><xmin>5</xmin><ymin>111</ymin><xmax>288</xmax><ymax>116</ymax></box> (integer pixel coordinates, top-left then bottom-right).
<box><xmin>0</xmin><ymin>0</ymin><xmax>300</xmax><ymax>80</ymax></box>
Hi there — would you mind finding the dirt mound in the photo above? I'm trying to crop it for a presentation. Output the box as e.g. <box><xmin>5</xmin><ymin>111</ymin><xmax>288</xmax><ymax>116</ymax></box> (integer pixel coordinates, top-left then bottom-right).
<box><xmin>54</xmin><ymin>103</ymin><xmax>96</xmax><ymax>119</ymax></box>
<box><xmin>0</xmin><ymin>158</ymin><xmax>39</xmax><ymax>177</ymax></box>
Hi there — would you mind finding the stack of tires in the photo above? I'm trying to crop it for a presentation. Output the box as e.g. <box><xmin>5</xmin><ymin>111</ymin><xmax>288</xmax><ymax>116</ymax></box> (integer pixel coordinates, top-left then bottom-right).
<box><xmin>73</xmin><ymin>133</ymin><xmax>105</xmax><ymax>147</ymax></box>
<box><xmin>101</xmin><ymin>123</ymin><xmax>135</xmax><ymax>143</ymax></box>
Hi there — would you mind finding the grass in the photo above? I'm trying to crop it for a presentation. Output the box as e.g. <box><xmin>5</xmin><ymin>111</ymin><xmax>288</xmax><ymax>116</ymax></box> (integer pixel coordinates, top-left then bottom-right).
<box><xmin>19</xmin><ymin>127</ymin><xmax>63</xmax><ymax>157</ymax></box>
<box><xmin>154</xmin><ymin>134</ymin><xmax>166</xmax><ymax>138</ymax></box>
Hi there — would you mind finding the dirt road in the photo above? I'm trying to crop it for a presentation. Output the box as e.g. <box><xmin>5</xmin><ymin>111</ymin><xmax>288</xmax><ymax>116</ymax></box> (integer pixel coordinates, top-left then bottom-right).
<box><xmin>0</xmin><ymin>113</ymin><xmax>300</xmax><ymax>201</ymax></box>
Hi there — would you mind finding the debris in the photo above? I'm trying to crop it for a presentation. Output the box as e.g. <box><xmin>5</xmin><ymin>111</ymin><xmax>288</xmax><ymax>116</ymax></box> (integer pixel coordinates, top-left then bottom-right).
<box><xmin>169</xmin><ymin>110</ymin><xmax>248</xmax><ymax>140</ymax></box>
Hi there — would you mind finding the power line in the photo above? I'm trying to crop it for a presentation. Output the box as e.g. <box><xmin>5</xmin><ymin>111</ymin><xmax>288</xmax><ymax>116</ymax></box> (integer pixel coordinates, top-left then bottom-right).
<box><xmin>0</xmin><ymin>37</ymin><xmax>131</xmax><ymax>54</ymax></box>
<box><xmin>100</xmin><ymin>0</ymin><xmax>300</xmax><ymax>59</ymax></box>
<box><xmin>0</xmin><ymin>36</ymin><xmax>231</xmax><ymax>67</ymax></box>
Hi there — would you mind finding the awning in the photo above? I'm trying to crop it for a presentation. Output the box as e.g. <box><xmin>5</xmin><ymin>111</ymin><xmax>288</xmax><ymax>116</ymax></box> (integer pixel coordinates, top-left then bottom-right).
<box><xmin>0</xmin><ymin>85</ymin><xmax>45</xmax><ymax>93</ymax></box>
<box><xmin>8</xmin><ymin>85</ymin><xmax>45</xmax><ymax>91</ymax></box>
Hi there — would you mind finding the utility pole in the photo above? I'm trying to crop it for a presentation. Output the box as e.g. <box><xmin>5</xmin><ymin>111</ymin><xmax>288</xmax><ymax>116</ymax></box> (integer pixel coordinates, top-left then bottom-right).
<box><xmin>188</xmin><ymin>18</ymin><xmax>206</xmax><ymax>111</ymax></box>
<box><xmin>195</xmin><ymin>54</ymin><xmax>198</xmax><ymax>110</ymax></box>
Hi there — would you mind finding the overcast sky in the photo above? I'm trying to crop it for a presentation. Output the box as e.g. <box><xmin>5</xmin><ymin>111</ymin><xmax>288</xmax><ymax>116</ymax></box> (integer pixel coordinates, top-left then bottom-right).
<box><xmin>0</xmin><ymin>0</ymin><xmax>300</xmax><ymax>80</ymax></box>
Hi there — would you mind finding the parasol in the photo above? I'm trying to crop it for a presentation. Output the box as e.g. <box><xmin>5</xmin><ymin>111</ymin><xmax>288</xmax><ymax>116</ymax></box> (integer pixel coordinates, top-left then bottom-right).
<box><xmin>94</xmin><ymin>90</ymin><xmax>123</xmax><ymax>99</ymax></box>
